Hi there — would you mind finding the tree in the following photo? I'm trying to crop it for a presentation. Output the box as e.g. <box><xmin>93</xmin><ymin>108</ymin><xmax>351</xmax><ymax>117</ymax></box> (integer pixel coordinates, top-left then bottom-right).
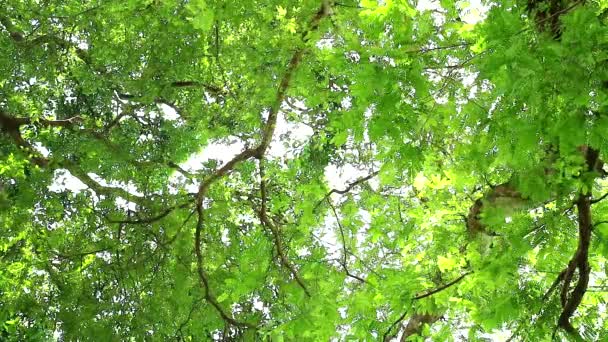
<box><xmin>1</xmin><ymin>0</ymin><xmax>607</xmax><ymax>340</ymax></box>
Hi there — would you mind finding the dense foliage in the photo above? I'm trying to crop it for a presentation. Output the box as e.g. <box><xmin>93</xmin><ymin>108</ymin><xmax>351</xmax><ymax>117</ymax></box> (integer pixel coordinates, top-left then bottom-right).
<box><xmin>2</xmin><ymin>0</ymin><xmax>608</xmax><ymax>340</ymax></box>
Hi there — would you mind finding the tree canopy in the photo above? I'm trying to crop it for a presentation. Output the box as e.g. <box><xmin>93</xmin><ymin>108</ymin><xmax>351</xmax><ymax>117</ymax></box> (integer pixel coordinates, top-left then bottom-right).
<box><xmin>1</xmin><ymin>0</ymin><xmax>608</xmax><ymax>340</ymax></box>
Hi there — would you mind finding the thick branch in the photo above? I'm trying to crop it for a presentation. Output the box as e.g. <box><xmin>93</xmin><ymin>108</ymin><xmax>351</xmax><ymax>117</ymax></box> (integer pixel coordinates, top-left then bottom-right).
<box><xmin>193</xmin><ymin>205</ymin><xmax>256</xmax><ymax>327</ymax></box>
<box><xmin>0</xmin><ymin>109</ymin><xmax>84</xmax><ymax>131</ymax></box>
<box><xmin>257</xmin><ymin>1</ymin><xmax>330</xmax><ymax>155</ymax></box>
<box><xmin>0</xmin><ymin>15</ymin><xmax>24</xmax><ymax>41</ymax></box>
<box><xmin>117</xmin><ymin>80</ymin><xmax>225</xmax><ymax>106</ymax></box>
<box><xmin>556</xmin><ymin>149</ymin><xmax>598</xmax><ymax>336</ymax></box>
<box><xmin>0</xmin><ymin>110</ymin><xmax>156</xmax><ymax>205</ymax></box>
<box><xmin>0</xmin><ymin>109</ymin><xmax>52</xmax><ymax>167</ymax></box>
<box><xmin>400</xmin><ymin>313</ymin><xmax>442</xmax><ymax>342</ymax></box>
<box><xmin>193</xmin><ymin>148</ymin><xmax>260</xmax><ymax>327</ymax></box>
<box><xmin>466</xmin><ymin>182</ymin><xmax>524</xmax><ymax>236</ymax></box>
<box><xmin>257</xmin><ymin>49</ymin><xmax>303</xmax><ymax>154</ymax></box>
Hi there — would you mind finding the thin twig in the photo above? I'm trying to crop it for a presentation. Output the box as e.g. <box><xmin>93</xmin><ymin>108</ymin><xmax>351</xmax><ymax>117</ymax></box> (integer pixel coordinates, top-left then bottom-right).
<box><xmin>106</xmin><ymin>202</ymin><xmax>192</xmax><ymax>224</ymax></box>
<box><xmin>591</xmin><ymin>191</ymin><xmax>608</xmax><ymax>204</ymax></box>
<box><xmin>404</xmin><ymin>42</ymin><xmax>471</xmax><ymax>54</ymax></box>
<box><xmin>327</xmin><ymin>199</ymin><xmax>367</xmax><ymax>283</ymax></box>
<box><xmin>314</xmin><ymin>171</ymin><xmax>379</xmax><ymax>211</ymax></box>
<box><xmin>413</xmin><ymin>272</ymin><xmax>472</xmax><ymax>300</ymax></box>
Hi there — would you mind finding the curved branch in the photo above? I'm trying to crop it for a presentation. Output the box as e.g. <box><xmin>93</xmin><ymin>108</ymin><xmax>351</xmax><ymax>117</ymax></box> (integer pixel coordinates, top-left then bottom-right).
<box><xmin>192</xmin><ymin>0</ymin><xmax>331</xmax><ymax>326</ymax></box>
<box><xmin>555</xmin><ymin>148</ymin><xmax>598</xmax><ymax>337</ymax></box>
<box><xmin>591</xmin><ymin>191</ymin><xmax>608</xmax><ymax>204</ymax></box>
<box><xmin>105</xmin><ymin>201</ymin><xmax>192</xmax><ymax>224</ymax></box>
<box><xmin>593</xmin><ymin>221</ymin><xmax>608</xmax><ymax>228</ymax></box>
<box><xmin>258</xmin><ymin>160</ymin><xmax>311</xmax><ymax>296</ymax></box>
<box><xmin>0</xmin><ymin>110</ymin><xmax>160</xmax><ymax>206</ymax></box>
<box><xmin>413</xmin><ymin>272</ymin><xmax>472</xmax><ymax>300</ymax></box>
<box><xmin>1</xmin><ymin>15</ymin><xmax>92</xmax><ymax>65</ymax></box>
<box><xmin>194</xmin><ymin>203</ymin><xmax>256</xmax><ymax>328</ymax></box>
<box><xmin>10</xmin><ymin>115</ymin><xmax>84</xmax><ymax>128</ymax></box>
<box><xmin>193</xmin><ymin>148</ymin><xmax>260</xmax><ymax>328</ymax></box>
<box><xmin>257</xmin><ymin>1</ymin><xmax>330</xmax><ymax>155</ymax></box>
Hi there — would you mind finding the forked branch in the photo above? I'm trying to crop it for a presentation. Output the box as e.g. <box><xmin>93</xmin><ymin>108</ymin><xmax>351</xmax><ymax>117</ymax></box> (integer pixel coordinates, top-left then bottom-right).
<box><xmin>552</xmin><ymin>148</ymin><xmax>598</xmax><ymax>338</ymax></box>
<box><xmin>193</xmin><ymin>1</ymin><xmax>331</xmax><ymax>327</ymax></box>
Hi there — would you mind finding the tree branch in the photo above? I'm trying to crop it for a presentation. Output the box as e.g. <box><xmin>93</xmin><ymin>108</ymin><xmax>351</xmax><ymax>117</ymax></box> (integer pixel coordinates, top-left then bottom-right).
<box><xmin>399</xmin><ymin>313</ymin><xmax>443</xmax><ymax>342</ymax></box>
<box><xmin>105</xmin><ymin>201</ymin><xmax>192</xmax><ymax>224</ymax></box>
<box><xmin>257</xmin><ymin>160</ymin><xmax>311</xmax><ymax>296</ymax></box>
<box><xmin>383</xmin><ymin>307</ymin><xmax>411</xmax><ymax>342</ymax></box>
<box><xmin>413</xmin><ymin>272</ymin><xmax>472</xmax><ymax>300</ymax></box>
<box><xmin>590</xmin><ymin>191</ymin><xmax>608</xmax><ymax>204</ymax></box>
<box><xmin>192</xmin><ymin>1</ymin><xmax>330</xmax><ymax>326</ymax></box>
<box><xmin>404</xmin><ymin>42</ymin><xmax>471</xmax><ymax>54</ymax></box>
<box><xmin>193</xmin><ymin>148</ymin><xmax>260</xmax><ymax>328</ymax></box>
<box><xmin>314</xmin><ymin>171</ymin><xmax>379</xmax><ymax>211</ymax></box>
<box><xmin>60</xmin><ymin>160</ymin><xmax>148</xmax><ymax>204</ymax></box>
<box><xmin>327</xmin><ymin>199</ymin><xmax>366</xmax><ymax>283</ymax></box>
<box><xmin>593</xmin><ymin>221</ymin><xmax>608</xmax><ymax>228</ymax></box>
<box><xmin>0</xmin><ymin>110</ymin><xmax>160</xmax><ymax>206</ymax></box>
<box><xmin>555</xmin><ymin>148</ymin><xmax>598</xmax><ymax>337</ymax></box>
<box><xmin>0</xmin><ymin>15</ymin><xmax>25</xmax><ymax>41</ymax></box>
<box><xmin>1</xmin><ymin>17</ymin><xmax>92</xmax><ymax>65</ymax></box>
<box><xmin>383</xmin><ymin>272</ymin><xmax>470</xmax><ymax>341</ymax></box>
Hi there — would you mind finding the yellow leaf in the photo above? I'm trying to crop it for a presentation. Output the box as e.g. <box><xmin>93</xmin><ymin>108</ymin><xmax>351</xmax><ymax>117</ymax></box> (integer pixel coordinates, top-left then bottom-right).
<box><xmin>437</xmin><ymin>255</ymin><xmax>457</xmax><ymax>272</ymax></box>
<box><xmin>413</xmin><ymin>172</ymin><xmax>427</xmax><ymax>190</ymax></box>
<box><xmin>276</xmin><ymin>5</ymin><xmax>287</xmax><ymax>19</ymax></box>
